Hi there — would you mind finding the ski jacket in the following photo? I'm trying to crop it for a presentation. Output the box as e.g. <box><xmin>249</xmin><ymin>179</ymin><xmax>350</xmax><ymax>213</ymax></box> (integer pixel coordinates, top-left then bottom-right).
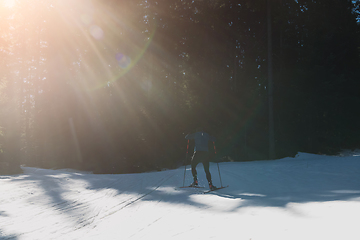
<box><xmin>185</xmin><ymin>131</ymin><xmax>216</xmax><ymax>152</ymax></box>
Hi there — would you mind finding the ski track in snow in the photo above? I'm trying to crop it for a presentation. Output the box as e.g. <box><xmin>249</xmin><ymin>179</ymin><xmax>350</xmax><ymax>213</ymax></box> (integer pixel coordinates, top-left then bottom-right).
<box><xmin>1</xmin><ymin>152</ymin><xmax>360</xmax><ymax>239</ymax></box>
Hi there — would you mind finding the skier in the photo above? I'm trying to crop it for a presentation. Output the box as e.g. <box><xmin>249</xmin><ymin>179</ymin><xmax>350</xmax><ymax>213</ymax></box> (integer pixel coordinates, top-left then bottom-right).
<box><xmin>185</xmin><ymin>127</ymin><xmax>217</xmax><ymax>190</ymax></box>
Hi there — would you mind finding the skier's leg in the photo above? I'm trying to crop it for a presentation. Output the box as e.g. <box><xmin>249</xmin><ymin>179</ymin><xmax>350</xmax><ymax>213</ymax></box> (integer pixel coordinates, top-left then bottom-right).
<box><xmin>203</xmin><ymin>159</ymin><xmax>216</xmax><ymax>189</ymax></box>
<box><xmin>202</xmin><ymin>152</ymin><xmax>212</xmax><ymax>184</ymax></box>
<box><xmin>191</xmin><ymin>152</ymin><xmax>199</xmax><ymax>182</ymax></box>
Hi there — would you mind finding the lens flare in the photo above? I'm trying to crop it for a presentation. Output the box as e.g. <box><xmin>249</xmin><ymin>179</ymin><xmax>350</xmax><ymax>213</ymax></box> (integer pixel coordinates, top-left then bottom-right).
<box><xmin>90</xmin><ymin>25</ymin><xmax>104</xmax><ymax>40</ymax></box>
<box><xmin>116</xmin><ymin>53</ymin><xmax>131</xmax><ymax>69</ymax></box>
<box><xmin>89</xmin><ymin>19</ymin><xmax>157</xmax><ymax>91</ymax></box>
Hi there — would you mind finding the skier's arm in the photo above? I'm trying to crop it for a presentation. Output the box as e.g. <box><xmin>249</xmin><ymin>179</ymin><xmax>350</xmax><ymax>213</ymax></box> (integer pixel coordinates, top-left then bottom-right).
<box><xmin>185</xmin><ymin>133</ymin><xmax>195</xmax><ymax>139</ymax></box>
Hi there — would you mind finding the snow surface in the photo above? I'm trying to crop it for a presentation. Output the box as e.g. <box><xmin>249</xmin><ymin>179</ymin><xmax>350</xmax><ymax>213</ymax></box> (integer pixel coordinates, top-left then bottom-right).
<box><xmin>1</xmin><ymin>152</ymin><xmax>360</xmax><ymax>240</ymax></box>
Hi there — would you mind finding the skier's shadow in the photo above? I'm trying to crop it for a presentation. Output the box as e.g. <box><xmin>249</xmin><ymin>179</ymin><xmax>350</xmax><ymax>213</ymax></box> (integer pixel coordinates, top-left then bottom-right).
<box><xmin>209</xmin><ymin>189</ymin><xmax>360</xmax><ymax>211</ymax></box>
<box><xmin>197</xmin><ymin>159</ymin><xmax>360</xmax><ymax>210</ymax></box>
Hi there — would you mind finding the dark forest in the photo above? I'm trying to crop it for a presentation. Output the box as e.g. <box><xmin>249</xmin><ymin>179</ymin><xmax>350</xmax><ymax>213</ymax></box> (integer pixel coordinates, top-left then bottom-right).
<box><xmin>1</xmin><ymin>0</ymin><xmax>360</xmax><ymax>174</ymax></box>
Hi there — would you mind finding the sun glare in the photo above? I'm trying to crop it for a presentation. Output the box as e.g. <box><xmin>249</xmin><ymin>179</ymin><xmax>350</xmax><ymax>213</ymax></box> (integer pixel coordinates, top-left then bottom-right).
<box><xmin>2</xmin><ymin>0</ymin><xmax>15</xmax><ymax>8</ymax></box>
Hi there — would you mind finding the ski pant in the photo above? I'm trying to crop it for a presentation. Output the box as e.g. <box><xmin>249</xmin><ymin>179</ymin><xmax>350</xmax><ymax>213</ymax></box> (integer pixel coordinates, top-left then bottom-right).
<box><xmin>191</xmin><ymin>151</ymin><xmax>212</xmax><ymax>184</ymax></box>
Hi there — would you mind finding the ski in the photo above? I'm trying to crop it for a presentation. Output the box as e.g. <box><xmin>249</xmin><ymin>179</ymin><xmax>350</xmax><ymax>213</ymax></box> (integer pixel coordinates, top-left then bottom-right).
<box><xmin>179</xmin><ymin>185</ymin><xmax>205</xmax><ymax>189</ymax></box>
<box><xmin>202</xmin><ymin>185</ymin><xmax>229</xmax><ymax>194</ymax></box>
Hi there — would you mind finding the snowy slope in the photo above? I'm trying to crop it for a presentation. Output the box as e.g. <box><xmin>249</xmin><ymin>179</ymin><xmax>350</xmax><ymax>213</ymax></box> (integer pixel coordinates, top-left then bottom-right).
<box><xmin>1</xmin><ymin>152</ymin><xmax>360</xmax><ymax>240</ymax></box>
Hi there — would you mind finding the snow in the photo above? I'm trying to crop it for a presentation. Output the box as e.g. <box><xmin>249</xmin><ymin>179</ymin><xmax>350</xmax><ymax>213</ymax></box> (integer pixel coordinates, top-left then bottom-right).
<box><xmin>1</xmin><ymin>152</ymin><xmax>360</xmax><ymax>240</ymax></box>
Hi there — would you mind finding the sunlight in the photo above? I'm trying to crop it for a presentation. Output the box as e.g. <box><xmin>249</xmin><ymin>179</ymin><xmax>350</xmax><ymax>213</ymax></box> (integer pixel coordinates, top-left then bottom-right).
<box><xmin>2</xmin><ymin>0</ymin><xmax>15</xmax><ymax>8</ymax></box>
<box><xmin>47</xmin><ymin>0</ymin><xmax>158</xmax><ymax>92</ymax></box>
<box><xmin>91</xmin><ymin>23</ymin><xmax>157</xmax><ymax>91</ymax></box>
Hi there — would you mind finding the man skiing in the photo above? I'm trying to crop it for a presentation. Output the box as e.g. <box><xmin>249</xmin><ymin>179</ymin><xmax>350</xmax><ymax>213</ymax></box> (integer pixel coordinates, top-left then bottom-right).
<box><xmin>185</xmin><ymin>127</ymin><xmax>217</xmax><ymax>190</ymax></box>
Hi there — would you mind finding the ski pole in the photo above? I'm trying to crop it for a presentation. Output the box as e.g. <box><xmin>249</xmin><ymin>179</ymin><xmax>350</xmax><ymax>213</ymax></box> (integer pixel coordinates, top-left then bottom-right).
<box><xmin>182</xmin><ymin>139</ymin><xmax>190</xmax><ymax>187</ymax></box>
<box><xmin>213</xmin><ymin>141</ymin><xmax>223</xmax><ymax>188</ymax></box>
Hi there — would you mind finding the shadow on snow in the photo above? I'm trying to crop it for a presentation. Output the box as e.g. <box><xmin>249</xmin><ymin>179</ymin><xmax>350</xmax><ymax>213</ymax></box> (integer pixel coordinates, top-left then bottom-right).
<box><xmin>2</xmin><ymin>155</ymin><xmax>360</xmax><ymax>238</ymax></box>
